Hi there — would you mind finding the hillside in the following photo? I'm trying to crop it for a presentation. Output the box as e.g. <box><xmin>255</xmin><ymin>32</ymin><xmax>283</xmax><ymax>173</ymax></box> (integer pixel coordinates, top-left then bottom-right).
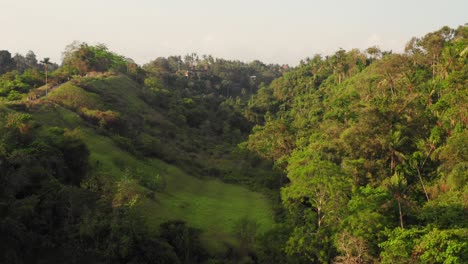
<box><xmin>246</xmin><ymin>25</ymin><xmax>467</xmax><ymax>263</ymax></box>
<box><xmin>1</xmin><ymin>58</ymin><xmax>279</xmax><ymax>263</ymax></box>
<box><xmin>0</xmin><ymin>25</ymin><xmax>467</xmax><ymax>264</ymax></box>
<box><xmin>33</xmin><ymin>74</ymin><xmax>274</xmax><ymax>247</ymax></box>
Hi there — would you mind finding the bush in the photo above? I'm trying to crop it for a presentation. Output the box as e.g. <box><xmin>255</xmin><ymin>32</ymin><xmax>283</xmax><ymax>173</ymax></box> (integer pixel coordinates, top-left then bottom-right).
<box><xmin>7</xmin><ymin>90</ymin><xmax>22</xmax><ymax>101</ymax></box>
<box><xmin>80</xmin><ymin>107</ymin><xmax>121</xmax><ymax>129</ymax></box>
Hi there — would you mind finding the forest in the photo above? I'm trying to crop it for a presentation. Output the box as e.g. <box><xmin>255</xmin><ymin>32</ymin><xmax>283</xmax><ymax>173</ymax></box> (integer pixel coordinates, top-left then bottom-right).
<box><xmin>0</xmin><ymin>25</ymin><xmax>466</xmax><ymax>263</ymax></box>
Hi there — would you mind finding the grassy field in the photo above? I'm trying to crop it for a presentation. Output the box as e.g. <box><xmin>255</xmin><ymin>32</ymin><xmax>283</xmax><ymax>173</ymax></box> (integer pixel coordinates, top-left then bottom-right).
<box><xmin>139</xmin><ymin>159</ymin><xmax>274</xmax><ymax>252</ymax></box>
<box><xmin>83</xmin><ymin>131</ymin><xmax>274</xmax><ymax>252</ymax></box>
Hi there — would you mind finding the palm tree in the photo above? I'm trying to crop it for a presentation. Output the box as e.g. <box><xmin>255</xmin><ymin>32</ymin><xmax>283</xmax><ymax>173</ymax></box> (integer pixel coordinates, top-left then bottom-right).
<box><xmin>40</xmin><ymin>58</ymin><xmax>51</xmax><ymax>95</ymax></box>
<box><xmin>388</xmin><ymin>129</ymin><xmax>409</xmax><ymax>174</ymax></box>
<box><xmin>409</xmin><ymin>147</ymin><xmax>434</xmax><ymax>202</ymax></box>
<box><xmin>386</xmin><ymin>172</ymin><xmax>408</xmax><ymax>228</ymax></box>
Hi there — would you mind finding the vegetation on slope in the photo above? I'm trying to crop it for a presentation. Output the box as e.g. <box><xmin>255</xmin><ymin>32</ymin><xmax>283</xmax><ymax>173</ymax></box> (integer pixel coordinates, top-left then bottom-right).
<box><xmin>0</xmin><ymin>25</ymin><xmax>466</xmax><ymax>263</ymax></box>
<box><xmin>246</xmin><ymin>25</ymin><xmax>467</xmax><ymax>263</ymax></box>
<box><xmin>0</xmin><ymin>43</ymin><xmax>281</xmax><ymax>263</ymax></box>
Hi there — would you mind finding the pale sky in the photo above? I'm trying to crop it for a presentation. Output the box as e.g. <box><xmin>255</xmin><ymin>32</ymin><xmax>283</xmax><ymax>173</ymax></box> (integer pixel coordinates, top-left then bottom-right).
<box><xmin>1</xmin><ymin>0</ymin><xmax>466</xmax><ymax>65</ymax></box>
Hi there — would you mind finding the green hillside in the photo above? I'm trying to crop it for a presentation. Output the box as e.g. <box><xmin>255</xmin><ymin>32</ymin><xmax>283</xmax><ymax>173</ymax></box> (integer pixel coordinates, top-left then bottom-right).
<box><xmin>32</xmin><ymin>75</ymin><xmax>274</xmax><ymax>250</ymax></box>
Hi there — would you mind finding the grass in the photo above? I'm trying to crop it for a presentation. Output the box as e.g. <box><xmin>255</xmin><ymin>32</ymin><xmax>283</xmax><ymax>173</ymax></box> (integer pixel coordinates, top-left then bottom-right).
<box><xmin>33</xmin><ymin>103</ymin><xmax>84</xmax><ymax>128</ymax></box>
<box><xmin>80</xmin><ymin>75</ymin><xmax>171</xmax><ymax>127</ymax></box>
<box><xmin>82</xmin><ymin>130</ymin><xmax>274</xmax><ymax>253</ymax></box>
<box><xmin>80</xmin><ymin>75</ymin><xmax>144</xmax><ymax>110</ymax></box>
<box><xmin>46</xmin><ymin>82</ymin><xmax>103</xmax><ymax>110</ymax></box>
<box><xmin>82</xmin><ymin>131</ymin><xmax>274</xmax><ymax>251</ymax></box>
<box><xmin>138</xmin><ymin>159</ymin><xmax>274</xmax><ymax>252</ymax></box>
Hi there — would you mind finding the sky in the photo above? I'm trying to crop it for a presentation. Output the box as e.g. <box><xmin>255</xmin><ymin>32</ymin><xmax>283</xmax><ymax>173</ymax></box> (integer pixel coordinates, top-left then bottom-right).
<box><xmin>1</xmin><ymin>0</ymin><xmax>467</xmax><ymax>65</ymax></box>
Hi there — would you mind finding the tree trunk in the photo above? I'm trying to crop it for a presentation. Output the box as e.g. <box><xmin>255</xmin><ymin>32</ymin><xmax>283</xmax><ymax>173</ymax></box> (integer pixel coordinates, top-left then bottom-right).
<box><xmin>317</xmin><ymin>207</ymin><xmax>322</xmax><ymax>228</ymax></box>
<box><xmin>417</xmin><ymin>147</ymin><xmax>433</xmax><ymax>202</ymax></box>
<box><xmin>397</xmin><ymin>198</ymin><xmax>404</xmax><ymax>228</ymax></box>
<box><xmin>45</xmin><ymin>65</ymin><xmax>48</xmax><ymax>95</ymax></box>
<box><xmin>390</xmin><ymin>151</ymin><xmax>395</xmax><ymax>173</ymax></box>
<box><xmin>417</xmin><ymin>168</ymin><xmax>430</xmax><ymax>202</ymax></box>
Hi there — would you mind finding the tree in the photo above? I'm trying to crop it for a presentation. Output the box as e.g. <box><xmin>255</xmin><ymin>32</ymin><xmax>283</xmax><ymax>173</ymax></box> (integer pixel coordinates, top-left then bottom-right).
<box><xmin>61</xmin><ymin>42</ymin><xmax>127</xmax><ymax>76</ymax></box>
<box><xmin>387</xmin><ymin>127</ymin><xmax>410</xmax><ymax>174</ymax></box>
<box><xmin>342</xmin><ymin>185</ymin><xmax>392</xmax><ymax>258</ymax></box>
<box><xmin>282</xmin><ymin>152</ymin><xmax>350</xmax><ymax>229</ymax></box>
<box><xmin>25</xmin><ymin>50</ymin><xmax>38</xmax><ymax>69</ymax></box>
<box><xmin>331</xmin><ymin>49</ymin><xmax>348</xmax><ymax>84</ymax></box>
<box><xmin>159</xmin><ymin>220</ymin><xmax>207</xmax><ymax>263</ymax></box>
<box><xmin>384</xmin><ymin>172</ymin><xmax>408</xmax><ymax>228</ymax></box>
<box><xmin>334</xmin><ymin>232</ymin><xmax>371</xmax><ymax>264</ymax></box>
<box><xmin>40</xmin><ymin>57</ymin><xmax>52</xmax><ymax>94</ymax></box>
<box><xmin>281</xmin><ymin>149</ymin><xmax>351</xmax><ymax>262</ymax></box>
<box><xmin>375</xmin><ymin>54</ymin><xmax>407</xmax><ymax>98</ymax></box>
<box><xmin>13</xmin><ymin>53</ymin><xmax>28</xmax><ymax>72</ymax></box>
<box><xmin>366</xmin><ymin>45</ymin><xmax>382</xmax><ymax>61</ymax></box>
<box><xmin>379</xmin><ymin>227</ymin><xmax>468</xmax><ymax>264</ymax></box>
<box><xmin>247</xmin><ymin>119</ymin><xmax>295</xmax><ymax>166</ymax></box>
<box><xmin>408</xmin><ymin>149</ymin><xmax>432</xmax><ymax>202</ymax></box>
<box><xmin>0</xmin><ymin>50</ymin><xmax>14</xmax><ymax>74</ymax></box>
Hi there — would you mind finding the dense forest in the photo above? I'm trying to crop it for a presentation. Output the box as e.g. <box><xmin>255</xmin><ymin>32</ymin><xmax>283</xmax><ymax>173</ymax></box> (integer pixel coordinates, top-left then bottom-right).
<box><xmin>0</xmin><ymin>25</ymin><xmax>466</xmax><ymax>263</ymax></box>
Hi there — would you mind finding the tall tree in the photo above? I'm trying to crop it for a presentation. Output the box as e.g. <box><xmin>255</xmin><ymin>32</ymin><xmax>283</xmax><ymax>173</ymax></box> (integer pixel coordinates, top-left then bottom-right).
<box><xmin>385</xmin><ymin>172</ymin><xmax>408</xmax><ymax>228</ymax></box>
<box><xmin>13</xmin><ymin>53</ymin><xmax>28</xmax><ymax>72</ymax></box>
<box><xmin>0</xmin><ymin>50</ymin><xmax>14</xmax><ymax>74</ymax></box>
<box><xmin>25</xmin><ymin>50</ymin><xmax>38</xmax><ymax>68</ymax></box>
<box><xmin>40</xmin><ymin>57</ymin><xmax>51</xmax><ymax>93</ymax></box>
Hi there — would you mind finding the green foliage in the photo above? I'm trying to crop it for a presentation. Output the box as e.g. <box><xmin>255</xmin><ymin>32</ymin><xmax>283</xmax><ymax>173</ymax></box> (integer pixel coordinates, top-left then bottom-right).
<box><xmin>282</xmin><ymin>149</ymin><xmax>351</xmax><ymax>226</ymax></box>
<box><xmin>342</xmin><ymin>186</ymin><xmax>392</xmax><ymax>256</ymax></box>
<box><xmin>256</xmin><ymin>224</ymin><xmax>304</xmax><ymax>264</ymax></box>
<box><xmin>285</xmin><ymin>226</ymin><xmax>335</xmax><ymax>263</ymax></box>
<box><xmin>379</xmin><ymin>227</ymin><xmax>468</xmax><ymax>264</ymax></box>
<box><xmin>62</xmin><ymin>42</ymin><xmax>128</xmax><ymax>76</ymax></box>
<box><xmin>0</xmin><ymin>118</ymin><xmax>94</xmax><ymax>262</ymax></box>
<box><xmin>1</xmin><ymin>25</ymin><xmax>466</xmax><ymax>263</ymax></box>
<box><xmin>416</xmin><ymin>228</ymin><xmax>468</xmax><ymax>264</ymax></box>
<box><xmin>159</xmin><ymin>220</ymin><xmax>208</xmax><ymax>263</ymax></box>
<box><xmin>246</xmin><ymin>25</ymin><xmax>467</xmax><ymax>263</ymax></box>
<box><xmin>418</xmin><ymin>191</ymin><xmax>468</xmax><ymax>229</ymax></box>
<box><xmin>247</xmin><ymin>119</ymin><xmax>295</xmax><ymax>163</ymax></box>
<box><xmin>0</xmin><ymin>69</ymin><xmax>44</xmax><ymax>98</ymax></box>
<box><xmin>281</xmin><ymin>148</ymin><xmax>351</xmax><ymax>262</ymax></box>
<box><xmin>379</xmin><ymin>227</ymin><xmax>426</xmax><ymax>264</ymax></box>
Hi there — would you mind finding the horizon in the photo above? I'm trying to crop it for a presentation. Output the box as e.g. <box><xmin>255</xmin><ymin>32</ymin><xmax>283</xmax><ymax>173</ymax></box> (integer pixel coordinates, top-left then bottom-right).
<box><xmin>1</xmin><ymin>0</ymin><xmax>467</xmax><ymax>66</ymax></box>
